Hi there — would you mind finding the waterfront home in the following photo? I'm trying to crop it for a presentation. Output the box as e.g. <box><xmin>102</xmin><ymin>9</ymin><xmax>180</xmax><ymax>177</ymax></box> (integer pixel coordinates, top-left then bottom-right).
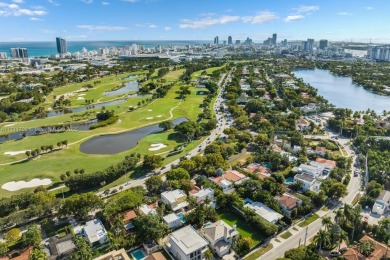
<box><xmin>167</xmin><ymin>225</ymin><xmax>209</xmax><ymax>260</ymax></box>
<box><xmin>372</xmin><ymin>190</ymin><xmax>390</xmax><ymax>215</ymax></box>
<box><xmin>201</xmin><ymin>220</ymin><xmax>239</xmax><ymax>257</ymax></box>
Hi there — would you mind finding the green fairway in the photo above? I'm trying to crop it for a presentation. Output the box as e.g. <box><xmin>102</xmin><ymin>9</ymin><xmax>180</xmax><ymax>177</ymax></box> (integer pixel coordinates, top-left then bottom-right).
<box><xmin>0</xmin><ymin>68</ymin><xmax>212</xmax><ymax>197</ymax></box>
<box><xmin>191</xmin><ymin>65</ymin><xmax>226</xmax><ymax>80</ymax></box>
<box><xmin>218</xmin><ymin>211</ymin><xmax>265</xmax><ymax>245</ymax></box>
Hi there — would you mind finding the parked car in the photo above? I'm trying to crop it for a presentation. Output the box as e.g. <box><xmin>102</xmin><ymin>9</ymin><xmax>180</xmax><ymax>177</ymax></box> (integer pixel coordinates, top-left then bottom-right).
<box><xmin>339</xmin><ymin>247</ymin><xmax>348</xmax><ymax>254</ymax></box>
<box><xmin>330</xmin><ymin>251</ymin><xmax>341</xmax><ymax>257</ymax></box>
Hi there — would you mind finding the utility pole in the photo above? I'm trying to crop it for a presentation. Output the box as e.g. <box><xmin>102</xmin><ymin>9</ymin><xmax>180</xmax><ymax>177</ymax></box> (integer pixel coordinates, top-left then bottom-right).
<box><xmin>304</xmin><ymin>227</ymin><xmax>308</xmax><ymax>247</ymax></box>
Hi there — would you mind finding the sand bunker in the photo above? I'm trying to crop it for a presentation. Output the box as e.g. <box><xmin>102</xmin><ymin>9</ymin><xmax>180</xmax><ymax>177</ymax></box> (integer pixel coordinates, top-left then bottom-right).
<box><xmin>148</xmin><ymin>109</ymin><xmax>153</xmax><ymax>112</ymax></box>
<box><xmin>4</xmin><ymin>150</ymin><xmax>29</xmax><ymax>156</ymax></box>
<box><xmin>4</xmin><ymin>124</ymin><xmax>15</xmax><ymax>127</ymax></box>
<box><xmin>77</xmin><ymin>97</ymin><xmax>85</xmax><ymax>100</ymax></box>
<box><xmin>57</xmin><ymin>87</ymin><xmax>89</xmax><ymax>100</ymax></box>
<box><xmin>2</xmin><ymin>178</ymin><xmax>52</xmax><ymax>191</ymax></box>
<box><xmin>78</xmin><ymin>94</ymin><xmax>86</xmax><ymax>96</ymax></box>
<box><xmin>148</xmin><ymin>143</ymin><xmax>167</xmax><ymax>151</ymax></box>
<box><xmin>146</xmin><ymin>117</ymin><xmax>154</xmax><ymax>120</ymax></box>
<box><xmin>156</xmin><ymin>115</ymin><xmax>162</xmax><ymax>118</ymax></box>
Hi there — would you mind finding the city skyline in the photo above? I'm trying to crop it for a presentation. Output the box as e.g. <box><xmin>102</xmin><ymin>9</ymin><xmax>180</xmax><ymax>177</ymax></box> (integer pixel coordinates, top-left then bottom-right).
<box><xmin>0</xmin><ymin>0</ymin><xmax>388</xmax><ymax>43</ymax></box>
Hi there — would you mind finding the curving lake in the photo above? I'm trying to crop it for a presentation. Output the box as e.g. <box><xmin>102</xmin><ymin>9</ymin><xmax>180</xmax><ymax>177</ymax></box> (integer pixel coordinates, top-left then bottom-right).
<box><xmin>0</xmin><ymin>119</ymin><xmax>98</xmax><ymax>143</ymax></box>
<box><xmin>294</xmin><ymin>69</ymin><xmax>390</xmax><ymax>112</ymax></box>
<box><xmin>44</xmin><ymin>99</ymin><xmax>126</xmax><ymax>118</ymax></box>
<box><xmin>104</xmin><ymin>80</ymin><xmax>139</xmax><ymax>96</ymax></box>
<box><xmin>79</xmin><ymin>117</ymin><xmax>188</xmax><ymax>154</ymax></box>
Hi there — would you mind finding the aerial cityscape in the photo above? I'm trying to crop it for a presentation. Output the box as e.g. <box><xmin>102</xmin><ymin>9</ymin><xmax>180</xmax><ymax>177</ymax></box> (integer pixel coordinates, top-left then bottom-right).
<box><xmin>0</xmin><ymin>1</ymin><xmax>389</xmax><ymax>260</ymax></box>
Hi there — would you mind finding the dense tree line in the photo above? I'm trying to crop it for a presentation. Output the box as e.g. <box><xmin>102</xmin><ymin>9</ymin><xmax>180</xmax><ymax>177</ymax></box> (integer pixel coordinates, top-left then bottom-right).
<box><xmin>65</xmin><ymin>153</ymin><xmax>140</xmax><ymax>191</ymax></box>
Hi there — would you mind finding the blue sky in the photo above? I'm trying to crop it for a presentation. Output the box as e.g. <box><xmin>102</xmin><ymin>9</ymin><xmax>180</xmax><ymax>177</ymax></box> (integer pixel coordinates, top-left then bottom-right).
<box><xmin>0</xmin><ymin>0</ymin><xmax>388</xmax><ymax>43</ymax></box>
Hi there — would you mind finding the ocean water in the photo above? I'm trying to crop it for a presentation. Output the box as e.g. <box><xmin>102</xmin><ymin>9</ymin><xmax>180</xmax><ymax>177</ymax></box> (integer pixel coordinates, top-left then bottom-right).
<box><xmin>0</xmin><ymin>40</ymin><xmax>210</xmax><ymax>57</ymax></box>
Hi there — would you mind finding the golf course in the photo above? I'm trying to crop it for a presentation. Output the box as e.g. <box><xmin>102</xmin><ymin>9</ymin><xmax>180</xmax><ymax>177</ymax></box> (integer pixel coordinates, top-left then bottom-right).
<box><xmin>0</xmin><ymin>65</ymin><xmax>225</xmax><ymax>197</ymax></box>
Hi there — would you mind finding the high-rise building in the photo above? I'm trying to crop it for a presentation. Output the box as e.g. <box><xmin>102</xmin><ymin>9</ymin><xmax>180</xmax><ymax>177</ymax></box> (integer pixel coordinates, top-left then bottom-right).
<box><xmin>282</xmin><ymin>39</ymin><xmax>288</xmax><ymax>47</ymax></box>
<box><xmin>56</xmin><ymin>37</ymin><xmax>67</xmax><ymax>54</ymax></box>
<box><xmin>10</xmin><ymin>48</ymin><xmax>28</xmax><ymax>59</ymax></box>
<box><xmin>245</xmin><ymin>37</ymin><xmax>253</xmax><ymax>45</ymax></box>
<box><xmin>272</xmin><ymin>33</ymin><xmax>277</xmax><ymax>45</ymax></box>
<box><xmin>319</xmin><ymin>39</ymin><xmax>328</xmax><ymax>49</ymax></box>
<box><xmin>369</xmin><ymin>46</ymin><xmax>390</xmax><ymax>61</ymax></box>
<box><xmin>307</xmin><ymin>38</ymin><xmax>314</xmax><ymax>51</ymax></box>
<box><xmin>228</xmin><ymin>36</ymin><xmax>233</xmax><ymax>45</ymax></box>
<box><xmin>0</xmin><ymin>52</ymin><xmax>7</xmax><ymax>59</ymax></box>
<box><xmin>214</xmin><ymin>36</ymin><xmax>219</xmax><ymax>45</ymax></box>
<box><xmin>235</xmin><ymin>40</ymin><xmax>241</xmax><ymax>44</ymax></box>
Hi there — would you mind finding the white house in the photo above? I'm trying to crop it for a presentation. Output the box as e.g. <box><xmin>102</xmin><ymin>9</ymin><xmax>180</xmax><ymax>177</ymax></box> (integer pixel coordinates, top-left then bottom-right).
<box><xmin>82</xmin><ymin>219</ymin><xmax>108</xmax><ymax>246</ymax></box>
<box><xmin>189</xmin><ymin>186</ymin><xmax>214</xmax><ymax>204</ymax></box>
<box><xmin>244</xmin><ymin>199</ymin><xmax>283</xmax><ymax>224</ymax></box>
<box><xmin>168</xmin><ymin>225</ymin><xmax>209</xmax><ymax>260</ymax></box>
<box><xmin>161</xmin><ymin>190</ymin><xmax>188</xmax><ymax>211</ymax></box>
<box><xmin>298</xmin><ymin>163</ymin><xmax>325</xmax><ymax>178</ymax></box>
<box><xmin>294</xmin><ymin>173</ymin><xmax>321</xmax><ymax>193</ymax></box>
<box><xmin>372</xmin><ymin>190</ymin><xmax>390</xmax><ymax>215</ymax></box>
<box><xmin>163</xmin><ymin>213</ymin><xmax>182</xmax><ymax>229</ymax></box>
<box><xmin>202</xmin><ymin>220</ymin><xmax>239</xmax><ymax>257</ymax></box>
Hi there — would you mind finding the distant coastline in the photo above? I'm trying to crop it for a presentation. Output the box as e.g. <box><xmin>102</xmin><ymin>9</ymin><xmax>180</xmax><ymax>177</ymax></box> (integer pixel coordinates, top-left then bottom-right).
<box><xmin>0</xmin><ymin>40</ymin><xmax>211</xmax><ymax>58</ymax></box>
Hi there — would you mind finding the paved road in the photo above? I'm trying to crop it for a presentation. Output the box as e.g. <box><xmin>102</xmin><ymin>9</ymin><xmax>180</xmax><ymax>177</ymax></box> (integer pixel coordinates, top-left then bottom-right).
<box><xmin>259</xmin><ymin>131</ymin><xmax>361</xmax><ymax>260</ymax></box>
<box><xmin>95</xmin><ymin>72</ymin><xmax>232</xmax><ymax>197</ymax></box>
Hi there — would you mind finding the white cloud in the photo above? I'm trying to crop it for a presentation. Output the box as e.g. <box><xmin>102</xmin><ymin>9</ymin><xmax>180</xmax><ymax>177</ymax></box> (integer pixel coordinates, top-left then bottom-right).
<box><xmin>102</xmin><ymin>1</ymin><xmax>110</xmax><ymax>5</ymax></box>
<box><xmin>12</xmin><ymin>0</ymin><xmax>24</xmax><ymax>3</ymax></box>
<box><xmin>48</xmin><ymin>0</ymin><xmax>60</xmax><ymax>6</ymax></box>
<box><xmin>285</xmin><ymin>15</ymin><xmax>304</xmax><ymax>22</ymax></box>
<box><xmin>77</xmin><ymin>25</ymin><xmax>128</xmax><ymax>31</ymax></box>
<box><xmin>294</xmin><ymin>5</ymin><xmax>320</xmax><ymax>13</ymax></box>
<box><xmin>179</xmin><ymin>15</ymin><xmax>240</xmax><ymax>29</ymax></box>
<box><xmin>164</xmin><ymin>26</ymin><xmax>171</xmax><ymax>31</ymax></box>
<box><xmin>364</xmin><ymin>6</ymin><xmax>374</xmax><ymax>10</ymax></box>
<box><xmin>0</xmin><ymin>2</ymin><xmax>48</xmax><ymax>16</ymax></box>
<box><xmin>30</xmin><ymin>17</ymin><xmax>43</xmax><ymax>21</ymax></box>
<box><xmin>82</xmin><ymin>0</ymin><xmax>93</xmax><ymax>3</ymax></box>
<box><xmin>149</xmin><ymin>24</ymin><xmax>157</xmax><ymax>28</ymax></box>
<box><xmin>337</xmin><ymin>12</ymin><xmax>353</xmax><ymax>16</ymax></box>
<box><xmin>122</xmin><ymin>0</ymin><xmax>138</xmax><ymax>2</ymax></box>
<box><xmin>242</xmin><ymin>11</ymin><xmax>279</xmax><ymax>24</ymax></box>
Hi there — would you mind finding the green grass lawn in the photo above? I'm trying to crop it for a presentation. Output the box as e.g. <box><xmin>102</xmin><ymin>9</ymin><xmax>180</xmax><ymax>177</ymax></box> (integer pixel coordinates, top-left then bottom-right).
<box><xmin>298</xmin><ymin>214</ymin><xmax>320</xmax><ymax>227</ymax></box>
<box><xmin>218</xmin><ymin>211</ymin><xmax>265</xmax><ymax>246</ymax></box>
<box><xmin>280</xmin><ymin>231</ymin><xmax>292</xmax><ymax>239</ymax></box>
<box><xmin>190</xmin><ymin>65</ymin><xmax>226</xmax><ymax>80</ymax></box>
<box><xmin>0</xmin><ymin>68</ymin><xmax>211</xmax><ymax>197</ymax></box>
<box><xmin>243</xmin><ymin>244</ymin><xmax>273</xmax><ymax>260</ymax></box>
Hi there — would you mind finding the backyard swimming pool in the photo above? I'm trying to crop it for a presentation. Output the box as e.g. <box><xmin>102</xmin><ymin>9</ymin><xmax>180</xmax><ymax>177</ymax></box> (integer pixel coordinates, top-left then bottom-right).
<box><xmin>131</xmin><ymin>249</ymin><xmax>147</xmax><ymax>260</ymax></box>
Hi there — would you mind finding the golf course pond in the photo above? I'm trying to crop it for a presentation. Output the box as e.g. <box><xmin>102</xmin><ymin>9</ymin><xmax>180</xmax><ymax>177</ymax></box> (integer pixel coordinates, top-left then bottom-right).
<box><xmin>79</xmin><ymin>117</ymin><xmax>188</xmax><ymax>154</ymax></box>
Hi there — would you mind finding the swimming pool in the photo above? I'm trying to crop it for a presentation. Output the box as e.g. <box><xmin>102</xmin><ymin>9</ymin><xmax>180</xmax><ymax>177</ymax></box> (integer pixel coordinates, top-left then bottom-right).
<box><xmin>262</xmin><ymin>162</ymin><xmax>271</xmax><ymax>168</ymax></box>
<box><xmin>131</xmin><ymin>249</ymin><xmax>147</xmax><ymax>260</ymax></box>
<box><xmin>284</xmin><ymin>177</ymin><xmax>294</xmax><ymax>185</ymax></box>
<box><xmin>176</xmin><ymin>213</ymin><xmax>186</xmax><ymax>223</ymax></box>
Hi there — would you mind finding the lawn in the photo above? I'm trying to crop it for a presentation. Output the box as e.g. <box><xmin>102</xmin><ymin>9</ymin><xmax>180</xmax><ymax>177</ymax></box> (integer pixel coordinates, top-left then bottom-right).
<box><xmin>243</xmin><ymin>244</ymin><xmax>273</xmax><ymax>260</ymax></box>
<box><xmin>298</xmin><ymin>214</ymin><xmax>320</xmax><ymax>227</ymax></box>
<box><xmin>0</xmin><ymin>68</ymin><xmax>212</xmax><ymax>197</ymax></box>
<box><xmin>218</xmin><ymin>211</ymin><xmax>265</xmax><ymax>246</ymax></box>
<box><xmin>280</xmin><ymin>231</ymin><xmax>292</xmax><ymax>239</ymax></box>
<box><xmin>190</xmin><ymin>65</ymin><xmax>226</xmax><ymax>80</ymax></box>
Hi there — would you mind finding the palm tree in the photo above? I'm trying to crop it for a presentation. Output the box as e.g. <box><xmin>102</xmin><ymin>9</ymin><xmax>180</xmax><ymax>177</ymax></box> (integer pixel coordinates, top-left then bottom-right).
<box><xmin>186</xmin><ymin>195</ymin><xmax>197</xmax><ymax>210</ymax></box>
<box><xmin>351</xmin><ymin>205</ymin><xmax>362</xmax><ymax>242</ymax></box>
<box><xmin>355</xmin><ymin>240</ymin><xmax>376</xmax><ymax>257</ymax></box>
<box><xmin>322</xmin><ymin>216</ymin><xmax>332</xmax><ymax>232</ymax></box>
<box><xmin>204</xmin><ymin>249</ymin><xmax>213</xmax><ymax>260</ymax></box>
<box><xmin>313</xmin><ymin>229</ymin><xmax>330</xmax><ymax>253</ymax></box>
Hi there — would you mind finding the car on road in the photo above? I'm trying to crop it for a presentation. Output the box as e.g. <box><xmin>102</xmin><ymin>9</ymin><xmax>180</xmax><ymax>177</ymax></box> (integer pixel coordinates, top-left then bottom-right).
<box><xmin>153</xmin><ymin>171</ymin><xmax>161</xmax><ymax>175</ymax></box>
<box><xmin>330</xmin><ymin>251</ymin><xmax>341</xmax><ymax>257</ymax></box>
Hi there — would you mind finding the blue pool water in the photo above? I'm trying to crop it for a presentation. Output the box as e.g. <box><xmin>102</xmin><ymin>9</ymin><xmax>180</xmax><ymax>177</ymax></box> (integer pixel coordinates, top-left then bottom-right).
<box><xmin>284</xmin><ymin>177</ymin><xmax>294</xmax><ymax>185</ymax></box>
<box><xmin>262</xmin><ymin>162</ymin><xmax>271</xmax><ymax>168</ymax></box>
<box><xmin>177</xmin><ymin>213</ymin><xmax>186</xmax><ymax>223</ymax></box>
<box><xmin>131</xmin><ymin>249</ymin><xmax>147</xmax><ymax>260</ymax></box>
